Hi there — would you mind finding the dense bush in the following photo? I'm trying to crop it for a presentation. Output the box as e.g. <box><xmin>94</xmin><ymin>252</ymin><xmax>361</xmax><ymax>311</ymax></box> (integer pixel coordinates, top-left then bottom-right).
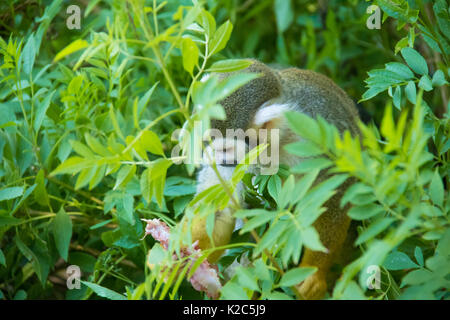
<box><xmin>0</xmin><ymin>0</ymin><xmax>448</xmax><ymax>300</ymax></box>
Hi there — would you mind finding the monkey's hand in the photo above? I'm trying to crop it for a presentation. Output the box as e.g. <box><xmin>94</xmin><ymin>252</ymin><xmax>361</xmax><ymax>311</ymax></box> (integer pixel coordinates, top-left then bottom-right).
<box><xmin>191</xmin><ymin>208</ymin><xmax>236</xmax><ymax>263</ymax></box>
<box><xmin>296</xmin><ymin>271</ymin><xmax>327</xmax><ymax>300</ymax></box>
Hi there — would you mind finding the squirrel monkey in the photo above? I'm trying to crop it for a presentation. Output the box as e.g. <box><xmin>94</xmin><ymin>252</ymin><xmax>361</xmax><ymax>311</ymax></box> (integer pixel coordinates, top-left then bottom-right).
<box><xmin>191</xmin><ymin>59</ymin><xmax>361</xmax><ymax>299</ymax></box>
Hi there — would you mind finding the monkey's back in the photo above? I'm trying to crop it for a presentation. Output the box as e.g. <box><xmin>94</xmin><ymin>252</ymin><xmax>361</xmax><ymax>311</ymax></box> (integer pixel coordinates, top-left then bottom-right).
<box><xmin>278</xmin><ymin>68</ymin><xmax>360</xmax><ymax>136</ymax></box>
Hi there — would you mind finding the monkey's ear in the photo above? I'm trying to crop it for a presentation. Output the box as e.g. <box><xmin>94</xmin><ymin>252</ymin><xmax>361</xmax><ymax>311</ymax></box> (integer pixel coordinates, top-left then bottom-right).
<box><xmin>252</xmin><ymin>103</ymin><xmax>291</xmax><ymax>130</ymax></box>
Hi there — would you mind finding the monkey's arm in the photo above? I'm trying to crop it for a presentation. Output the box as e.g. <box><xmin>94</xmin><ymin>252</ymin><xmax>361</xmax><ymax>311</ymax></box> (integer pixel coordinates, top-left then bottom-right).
<box><xmin>191</xmin><ymin>165</ymin><xmax>240</xmax><ymax>263</ymax></box>
<box><xmin>297</xmin><ymin>190</ymin><xmax>352</xmax><ymax>299</ymax></box>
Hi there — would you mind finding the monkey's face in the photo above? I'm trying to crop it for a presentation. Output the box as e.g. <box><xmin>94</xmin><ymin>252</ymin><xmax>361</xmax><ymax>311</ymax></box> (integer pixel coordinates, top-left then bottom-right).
<box><xmin>203</xmin><ymin>136</ymin><xmax>248</xmax><ymax>167</ymax></box>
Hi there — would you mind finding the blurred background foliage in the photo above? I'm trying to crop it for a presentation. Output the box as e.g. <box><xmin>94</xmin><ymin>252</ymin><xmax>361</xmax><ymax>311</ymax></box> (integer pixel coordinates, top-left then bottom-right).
<box><xmin>0</xmin><ymin>0</ymin><xmax>448</xmax><ymax>300</ymax></box>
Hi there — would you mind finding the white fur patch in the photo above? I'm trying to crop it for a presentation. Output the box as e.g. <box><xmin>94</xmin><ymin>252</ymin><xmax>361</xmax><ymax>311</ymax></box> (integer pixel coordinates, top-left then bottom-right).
<box><xmin>252</xmin><ymin>103</ymin><xmax>293</xmax><ymax>126</ymax></box>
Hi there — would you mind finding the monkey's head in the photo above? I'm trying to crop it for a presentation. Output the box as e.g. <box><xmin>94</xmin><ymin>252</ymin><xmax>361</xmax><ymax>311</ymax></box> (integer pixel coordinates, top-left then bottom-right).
<box><xmin>211</xmin><ymin>59</ymin><xmax>282</xmax><ymax>134</ymax></box>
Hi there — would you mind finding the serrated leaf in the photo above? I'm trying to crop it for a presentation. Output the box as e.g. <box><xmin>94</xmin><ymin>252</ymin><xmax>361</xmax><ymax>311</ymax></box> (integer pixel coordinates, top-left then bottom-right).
<box><xmin>82</xmin><ymin>281</ymin><xmax>127</xmax><ymax>300</ymax></box>
<box><xmin>0</xmin><ymin>186</ymin><xmax>24</xmax><ymax>201</ymax></box>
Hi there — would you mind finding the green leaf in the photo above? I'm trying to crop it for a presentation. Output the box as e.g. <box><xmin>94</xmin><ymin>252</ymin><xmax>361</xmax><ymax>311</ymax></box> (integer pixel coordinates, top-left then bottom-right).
<box><xmin>11</xmin><ymin>184</ymin><xmax>37</xmax><ymax>215</ymax></box>
<box><xmin>221</xmin><ymin>282</ymin><xmax>249</xmax><ymax>299</ymax></box>
<box><xmin>431</xmin><ymin>70</ymin><xmax>448</xmax><ymax>86</ymax></box>
<box><xmin>34</xmin><ymin>90</ymin><xmax>55</xmax><ymax>132</ymax></box>
<box><xmin>393</xmin><ymin>86</ymin><xmax>402</xmax><ymax>109</ymax></box>
<box><xmin>241</xmin><ymin>211</ymin><xmax>278</xmax><ymax>233</ymax></box>
<box><xmin>405</xmin><ymin>81</ymin><xmax>416</xmax><ymax>104</ymax></box>
<box><xmin>209</xmin><ymin>20</ymin><xmax>233</xmax><ymax>56</ymax></box>
<box><xmin>429</xmin><ymin>169</ymin><xmax>444</xmax><ymax>207</ymax></box>
<box><xmin>70</xmin><ymin>140</ymin><xmax>95</xmax><ymax>158</ymax></box>
<box><xmin>140</xmin><ymin>130</ymin><xmax>164</xmax><ymax>156</ymax></box>
<box><xmin>340</xmin><ymin>281</ymin><xmax>366</xmax><ymax>300</ymax></box>
<box><xmin>206</xmin><ymin>59</ymin><xmax>253</xmax><ymax>73</ymax></box>
<box><xmin>52</xmin><ymin>208</ymin><xmax>72</xmax><ymax>261</ymax></box>
<box><xmin>197</xmin><ymin>9</ymin><xmax>216</xmax><ymax>38</ymax></box>
<box><xmin>433</xmin><ymin>0</ymin><xmax>450</xmax><ymax>40</ymax></box>
<box><xmin>279</xmin><ymin>175</ymin><xmax>295</xmax><ymax>209</ymax></box>
<box><xmin>267</xmin><ymin>175</ymin><xmax>282</xmax><ymax>203</ymax></box>
<box><xmin>236</xmin><ymin>267</ymin><xmax>260</xmax><ymax>291</ymax></box>
<box><xmin>284</xmin><ymin>140</ymin><xmax>323</xmax><ymax>157</ymax></box>
<box><xmin>54</xmin><ymin>39</ymin><xmax>88</xmax><ymax>62</ymax></box>
<box><xmin>0</xmin><ymin>215</ymin><xmax>22</xmax><ymax>227</ymax></box>
<box><xmin>51</xmin><ymin>157</ymin><xmax>94</xmax><ymax>175</ymax></box>
<box><xmin>279</xmin><ymin>267</ymin><xmax>316</xmax><ymax>287</ymax></box>
<box><xmin>140</xmin><ymin>159</ymin><xmax>172</xmax><ymax>207</ymax></box>
<box><xmin>348</xmin><ymin>204</ymin><xmax>384</xmax><ymax>220</ymax></box>
<box><xmin>301</xmin><ymin>227</ymin><xmax>327</xmax><ymax>252</ymax></box>
<box><xmin>85</xmin><ymin>133</ymin><xmax>110</xmax><ymax>157</ymax></box>
<box><xmin>13</xmin><ymin>290</ymin><xmax>27</xmax><ymax>300</ymax></box>
<box><xmin>0</xmin><ymin>186</ymin><xmax>24</xmax><ymax>201</ymax></box>
<box><xmin>285</xmin><ymin>111</ymin><xmax>320</xmax><ymax>143</ymax></box>
<box><xmin>0</xmin><ymin>249</ymin><xmax>5</xmax><ymax>267</ymax></box>
<box><xmin>418</xmin><ymin>75</ymin><xmax>433</xmax><ymax>91</ymax></box>
<box><xmin>81</xmin><ymin>281</ymin><xmax>127</xmax><ymax>300</ymax></box>
<box><xmin>113</xmin><ymin>165</ymin><xmax>136</xmax><ymax>190</ymax></box>
<box><xmin>385</xmin><ymin>62</ymin><xmax>414</xmax><ymax>79</ymax></box>
<box><xmin>414</xmin><ymin>246</ymin><xmax>424</xmax><ymax>267</ymax></box>
<box><xmin>401</xmin><ymin>47</ymin><xmax>428</xmax><ymax>75</ymax></box>
<box><xmin>22</xmin><ymin>33</ymin><xmax>36</xmax><ymax>75</ymax></box>
<box><xmin>274</xmin><ymin>0</ymin><xmax>294</xmax><ymax>33</ymax></box>
<box><xmin>34</xmin><ymin>169</ymin><xmax>49</xmax><ymax>207</ymax></box>
<box><xmin>355</xmin><ymin>217</ymin><xmax>395</xmax><ymax>245</ymax></box>
<box><xmin>383</xmin><ymin>251</ymin><xmax>419</xmax><ymax>270</ymax></box>
<box><xmin>181</xmin><ymin>37</ymin><xmax>199</xmax><ymax>75</ymax></box>
<box><xmin>14</xmin><ymin>235</ymin><xmax>48</xmax><ymax>285</ymax></box>
<box><xmin>290</xmin><ymin>169</ymin><xmax>320</xmax><ymax>205</ymax></box>
<box><xmin>291</xmin><ymin>157</ymin><xmax>333</xmax><ymax>173</ymax></box>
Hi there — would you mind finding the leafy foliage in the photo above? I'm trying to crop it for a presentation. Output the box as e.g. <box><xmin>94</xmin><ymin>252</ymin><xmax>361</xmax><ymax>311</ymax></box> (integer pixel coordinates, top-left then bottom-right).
<box><xmin>0</xmin><ymin>0</ymin><xmax>448</xmax><ymax>300</ymax></box>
